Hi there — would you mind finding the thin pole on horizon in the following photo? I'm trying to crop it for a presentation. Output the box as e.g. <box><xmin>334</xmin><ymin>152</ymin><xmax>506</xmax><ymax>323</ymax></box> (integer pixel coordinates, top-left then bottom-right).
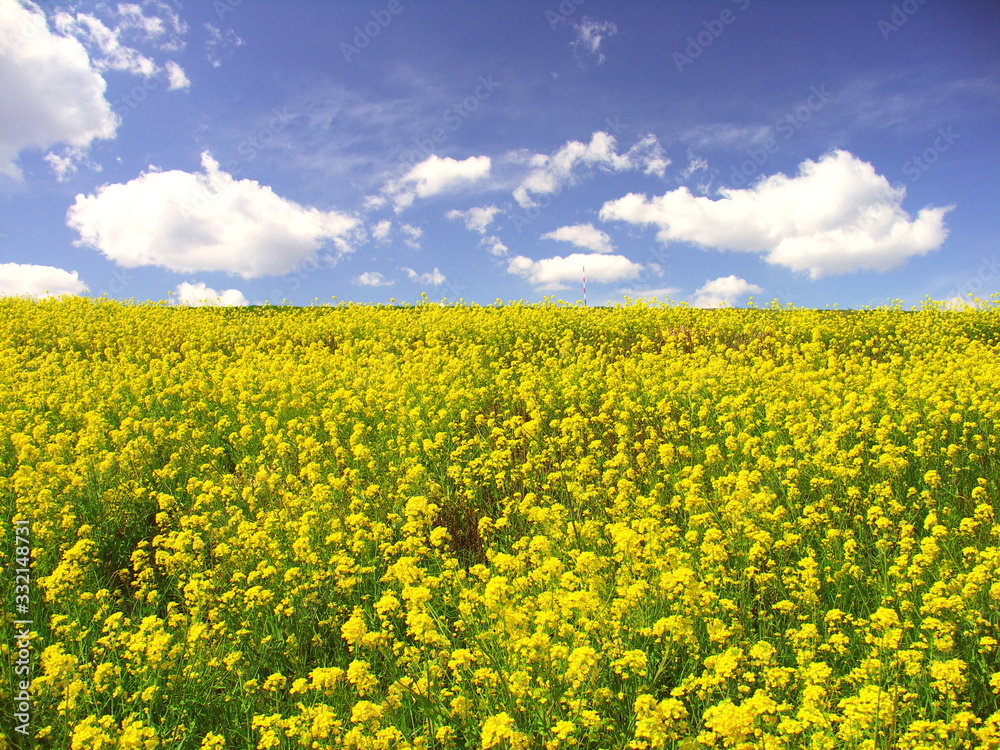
<box><xmin>583</xmin><ymin>266</ymin><xmax>587</xmax><ymax>308</ymax></box>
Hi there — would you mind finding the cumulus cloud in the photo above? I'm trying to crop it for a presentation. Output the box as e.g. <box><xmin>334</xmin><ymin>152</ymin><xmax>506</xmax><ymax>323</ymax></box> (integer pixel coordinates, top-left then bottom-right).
<box><xmin>400</xmin><ymin>223</ymin><xmax>422</xmax><ymax>249</ymax></box>
<box><xmin>0</xmin><ymin>262</ymin><xmax>86</xmax><ymax>298</ymax></box>
<box><xmin>370</xmin><ymin>220</ymin><xmax>391</xmax><ymax>243</ymax></box>
<box><xmin>116</xmin><ymin>1</ymin><xmax>188</xmax><ymax>51</ymax></box>
<box><xmin>0</xmin><ymin>0</ymin><xmax>118</xmax><ymax>179</ymax></box>
<box><xmin>164</xmin><ymin>59</ymin><xmax>189</xmax><ymax>90</ymax></box>
<box><xmin>355</xmin><ymin>271</ymin><xmax>393</xmax><ymax>287</ymax></box>
<box><xmin>446</xmin><ymin>205</ymin><xmax>502</xmax><ymax>233</ymax></box>
<box><xmin>53</xmin><ymin>5</ymin><xmax>192</xmax><ymax>89</ymax></box>
<box><xmin>67</xmin><ymin>152</ymin><xmax>358</xmax><ymax>278</ymax></box>
<box><xmin>204</xmin><ymin>22</ymin><xmax>243</xmax><ymax>68</ymax></box>
<box><xmin>384</xmin><ymin>155</ymin><xmax>491</xmax><ymax>210</ymax></box>
<box><xmin>363</xmin><ymin>194</ymin><xmax>387</xmax><ymax>211</ymax></box>
<box><xmin>173</xmin><ymin>281</ymin><xmax>247</xmax><ymax>306</ymax></box>
<box><xmin>480</xmin><ymin>235</ymin><xmax>508</xmax><ymax>256</ymax></box>
<box><xmin>541</xmin><ymin>223</ymin><xmax>614</xmax><ymax>254</ymax></box>
<box><xmin>507</xmin><ymin>252</ymin><xmax>643</xmax><ymax>291</ymax></box>
<box><xmin>690</xmin><ymin>275</ymin><xmax>763</xmax><ymax>308</ymax></box>
<box><xmin>512</xmin><ymin>131</ymin><xmax>668</xmax><ymax>208</ymax></box>
<box><xmin>600</xmin><ymin>150</ymin><xmax>953</xmax><ymax>279</ymax></box>
<box><xmin>43</xmin><ymin>145</ymin><xmax>101</xmax><ymax>182</ymax></box>
<box><xmin>679</xmin><ymin>154</ymin><xmax>709</xmax><ymax>181</ymax></box>
<box><xmin>53</xmin><ymin>10</ymin><xmax>158</xmax><ymax>77</ymax></box>
<box><xmin>571</xmin><ymin>17</ymin><xmax>618</xmax><ymax>64</ymax></box>
<box><xmin>629</xmin><ymin>135</ymin><xmax>671</xmax><ymax>177</ymax></box>
<box><xmin>401</xmin><ymin>267</ymin><xmax>446</xmax><ymax>286</ymax></box>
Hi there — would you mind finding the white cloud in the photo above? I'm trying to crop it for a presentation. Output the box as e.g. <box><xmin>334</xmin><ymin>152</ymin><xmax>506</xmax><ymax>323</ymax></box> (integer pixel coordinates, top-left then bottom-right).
<box><xmin>173</xmin><ymin>281</ymin><xmax>247</xmax><ymax>306</ymax></box>
<box><xmin>627</xmin><ymin>134</ymin><xmax>670</xmax><ymax>177</ymax></box>
<box><xmin>600</xmin><ymin>150</ymin><xmax>953</xmax><ymax>279</ymax></box>
<box><xmin>116</xmin><ymin>2</ymin><xmax>188</xmax><ymax>51</ymax></box>
<box><xmin>541</xmin><ymin>223</ymin><xmax>614</xmax><ymax>254</ymax></box>
<box><xmin>67</xmin><ymin>151</ymin><xmax>359</xmax><ymax>278</ymax></box>
<box><xmin>204</xmin><ymin>22</ymin><xmax>243</xmax><ymax>68</ymax></box>
<box><xmin>480</xmin><ymin>235</ymin><xmax>508</xmax><ymax>256</ymax></box>
<box><xmin>512</xmin><ymin>131</ymin><xmax>668</xmax><ymax>208</ymax></box>
<box><xmin>164</xmin><ymin>59</ymin><xmax>189</xmax><ymax>90</ymax></box>
<box><xmin>370</xmin><ymin>219</ymin><xmax>391</xmax><ymax>243</ymax></box>
<box><xmin>53</xmin><ymin>5</ymin><xmax>191</xmax><ymax>91</ymax></box>
<box><xmin>679</xmin><ymin>154</ymin><xmax>709</xmax><ymax>181</ymax></box>
<box><xmin>43</xmin><ymin>145</ymin><xmax>101</xmax><ymax>182</ymax></box>
<box><xmin>53</xmin><ymin>10</ymin><xmax>158</xmax><ymax>77</ymax></box>
<box><xmin>400</xmin><ymin>223</ymin><xmax>422</xmax><ymax>249</ymax></box>
<box><xmin>355</xmin><ymin>271</ymin><xmax>393</xmax><ymax>287</ymax></box>
<box><xmin>445</xmin><ymin>204</ymin><xmax>502</xmax><ymax>233</ymax></box>
<box><xmin>690</xmin><ymin>275</ymin><xmax>763</xmax><ymax>308</ymax></box>
<box><xmin>507</xmin><ymin>252</ymin><xmax>643</xmax><ymax>291</ymax></box>
<box><xmin>571</xmin><ymin>17</ymin><xmax>617</xmax><ymax>64</ymax></box>
<box><xmin>401</xmin><ymin>267</ymin><xmax>446</xmax><ymax>286</ymax></box>
<box><xmin>0</xmin><ymin>0</ymin><xmax>118</xmax><ymax>179</ymax></box>
<box><xmin>0</xmin><ymin>262</ymin><xmax>86</xmax><ymax>298</ymax></box>
<box><xmin>43</xmin><ymin>149</ymin><xmax>78</xmax><ymax>182</ymax></box>
<box><xmin>384</xmin><ymin>154</ymin><xmax>491</xmax><ymax>210</ymax></box>
<box><xmin>52</xmin><ymin>5</ymin><xmax>190</xmax><ymax>84</ymax></box>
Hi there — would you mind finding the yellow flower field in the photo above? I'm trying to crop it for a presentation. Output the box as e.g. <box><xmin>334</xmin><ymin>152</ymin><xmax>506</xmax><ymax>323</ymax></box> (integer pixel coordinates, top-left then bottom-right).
<box><xmin>1</xmin><ymin>297</ymin><xmax>998</xmax><ymax>749</ymax></box>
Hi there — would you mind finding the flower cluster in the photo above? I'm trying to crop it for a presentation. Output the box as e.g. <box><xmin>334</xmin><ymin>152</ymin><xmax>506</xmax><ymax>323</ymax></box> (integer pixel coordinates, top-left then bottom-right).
<box><xmin>1</xmin><ymin>296</ymin><xmax>998</xmax><ymax>748</ymax></box>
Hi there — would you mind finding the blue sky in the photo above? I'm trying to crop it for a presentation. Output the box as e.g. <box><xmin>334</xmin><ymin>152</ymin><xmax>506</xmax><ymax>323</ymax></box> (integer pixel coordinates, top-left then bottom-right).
<box><xmin>1</xmin><ymin>0</ymin><xmax>998</xmax><ymax>307</ymax></box>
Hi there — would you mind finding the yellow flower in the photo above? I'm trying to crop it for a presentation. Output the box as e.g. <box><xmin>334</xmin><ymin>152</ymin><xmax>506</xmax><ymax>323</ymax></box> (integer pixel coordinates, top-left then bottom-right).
<box><xmin>310</xmin><ymin>667</ymin><xmax>345</xmax><ymax>693</ymax></box>
<box><xmin>481</xmin><ymin>713</ymin><xmax>528</xmax><ymax>750</ymax></box>
<box><xmin>350</xmin><ymin>700</ymin><xmax>383</xmax><ymax>724</ymax></box>
<box><xmin>565</xmin><ymin>646</ymin><xmax>599</xmax><ymax>689</ymax></box>
<box><xmin>262</xmin><ymin>673</ymin><xmax>286</xmax><ymax>692</ymax></box>
<box><xmin>928</xmin><ymin>658</ymin><xmax>967</xmax><ymax>698</ymax></box>
<box><xmin>342</xmin><ymin>607</ymin><xmax>368</xmax><ymax>646</ymax></box>
<box><xmin>347</xmin><ymin>659</ymin><xmax>378</xmax><ymax>696</ymax></box>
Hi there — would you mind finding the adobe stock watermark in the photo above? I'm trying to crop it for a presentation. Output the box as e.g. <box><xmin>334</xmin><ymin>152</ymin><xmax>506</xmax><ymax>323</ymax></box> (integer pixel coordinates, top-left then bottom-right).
<box><xmin>674</xmin><ymin>0</ymin><xmax>752</xmax><ymax>73</ymax></box>
<box><xmin>508</xmin><ymin>183</ymin><xmax>566</xmax><ymax>235</ymax></box>
<box><xmin>602</xmin><ymin>114</ymin><xmax>628</xmax><ymax>138</ymax></box>
<box><xmin>877</xmin><ymin>0</ymin><xmax>931</xmax><ymax>41</ymax></box>
<box><xmin>234</xmin><ymin>107</ymin><xmax>296</xmax><ymax>163</ymax></box>
<box><xmin>14</xmin><ymin>0</ymin><xmax>61</xmax><ymax>42</ymax></box>
<box><xmin>902</xmin><ymin>126</ymin><xmax>958</xmax><ymax>182</ymax></box>
<box><xmin>942</xmin><ymin>254</ymin><xmax>999</xmax><ymax>306</ymax></box>
<box><xmin>89</xmin><ymin>267</ymin><xmax>133</xmax><ymax>300</ymax></box>
<box><xmin>341</xmin><ymin>0</ymin><xmax>413</xmax><ymax>63</ymax></box>
<box><xmin>726</xmin><ymin>84</ymin><xmax>834</xmax><ymax>189</ymax></box>
<box><xmin>438</xmin><ymin>273</ymin><xmax>470</xmax><ymax>302</ymax></box>
<box><xmin>610</xmin><ymin>244</ymin><xmax>675</xmax><ymax>301</ymax></box>
<box><xmin>545</xmin><ymin>0</ymin><xmax>587</xmax><ymax>30</ymax></box>
<box><xmin>255</xmin><ymin>255</ymin><xmax>328</xmax><ymax>305</ymax></box>
<box><xmin>11</xmin><ymin>518</ymin><xmax>33</xmax><ymax>739</ymax></box>
<box><xmin>769</xmin><ymin>282</ymin><xmax>806</xmax><ymax>308</ymax></box>
<box><xmin>214</xmin><ymin>0</ymin><xmax>247</xmax><ymax>23</ymax></box>
<box><xmin>508</xmin><ymin>114</ymin><xmax>626</xmax><ymax>234</ymax></box>
<box><xmin>183</xmin><ymin>106</ymin><xmax>296</xmax><ymax>215</ymax></box>
<box><xmin>388</xmin><ymin>74</ymin><xmax>502</xmax><ymax>174</ymax></box>
<box><xmin>111</xmin><ymin>78</ymin><xmax>160</xmax><ymax>126</ymax></box>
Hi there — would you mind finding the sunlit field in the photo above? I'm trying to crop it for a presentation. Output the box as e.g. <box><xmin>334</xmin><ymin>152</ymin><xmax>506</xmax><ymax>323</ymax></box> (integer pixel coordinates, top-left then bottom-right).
<box><xmin>2</xmin><ymin>297</ymin><xmax>999</xmax><ymax>749</ymax></box>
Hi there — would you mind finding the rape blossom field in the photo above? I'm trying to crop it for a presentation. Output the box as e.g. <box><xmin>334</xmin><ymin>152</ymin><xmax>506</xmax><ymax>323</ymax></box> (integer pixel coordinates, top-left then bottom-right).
<box><xmin>2</xmin><ymin>296</ymin><xmax>999</xmax><ymax>749</ymax></box>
